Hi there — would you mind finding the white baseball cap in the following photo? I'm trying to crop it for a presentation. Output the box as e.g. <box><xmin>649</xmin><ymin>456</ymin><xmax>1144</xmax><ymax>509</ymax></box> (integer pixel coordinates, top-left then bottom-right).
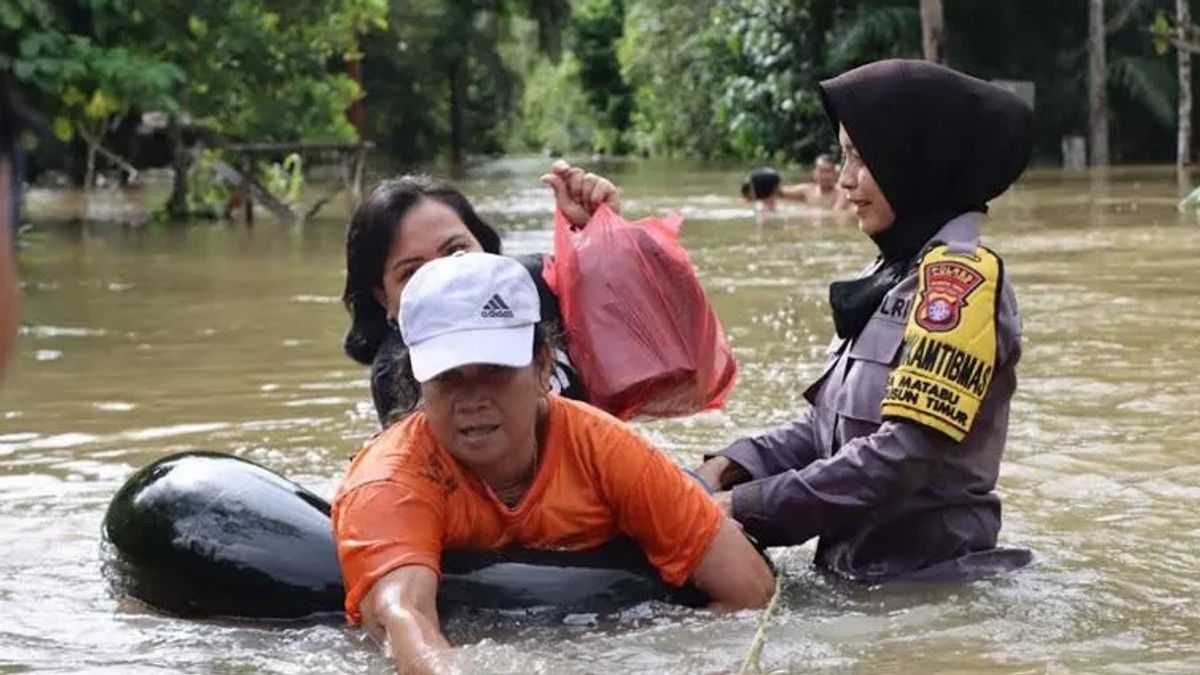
<box><xmin>399</xmin><ymin>252</ymin><xmax>542</xmax><ymax>383</ymax></box>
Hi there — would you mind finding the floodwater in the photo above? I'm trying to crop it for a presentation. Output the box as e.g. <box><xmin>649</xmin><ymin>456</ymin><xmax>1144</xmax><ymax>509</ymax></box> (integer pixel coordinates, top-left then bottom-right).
<box><xmin>2</xmin><ymin>158</ymin><xmax>1199</xmax><ymax>673</ymax></box>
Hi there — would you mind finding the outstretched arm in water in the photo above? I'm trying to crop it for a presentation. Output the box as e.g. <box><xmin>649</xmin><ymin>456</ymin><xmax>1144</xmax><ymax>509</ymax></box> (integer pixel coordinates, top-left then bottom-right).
<box><xmin>360</xmin><ymin>565</ymin><xmax>454</xmax><ymax>675</ymax></box>
<box><xmin>695</xmin><ymin>407</ymin><xmax>823</xmax><ymax>491</ymax></box>
<box><xmin>689</xmin><ymin>517</ymin><xmax>776</xmax><ymax>610</ymax></box>
<box><xmin>601</xmin><ymin>426</ymin><xmax>775</xmax><ymax>610</ymax></box>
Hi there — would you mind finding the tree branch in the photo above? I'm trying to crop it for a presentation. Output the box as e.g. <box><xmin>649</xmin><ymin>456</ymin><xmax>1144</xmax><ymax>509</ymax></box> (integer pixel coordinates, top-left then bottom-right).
<box><xmin>1106</xmin><ymin>0</ymin><xmax>1145</xmax><ymax>35</ymax></box>
<box><xmin>75</xmin><ymin>125</ymin><xmax>141</xmax><ymax>184</ymax></box>
<box><xmin>1171</xmin><ymin>35</ymin><xmax>1200</xmax><ymax>54</ymax></box>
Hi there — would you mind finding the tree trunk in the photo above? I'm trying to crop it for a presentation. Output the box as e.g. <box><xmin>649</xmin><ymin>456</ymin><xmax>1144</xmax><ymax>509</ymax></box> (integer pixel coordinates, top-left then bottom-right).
<box><xmin>448</xmin><ymin>60</ymin><xmax>466</xmax><ymax>168</ymax></box>
<box><xmin>920</xmin><ymin>0</ymin><xmax>945</xmax><ymax>64</ymax></box>
<box><xmin>1088</xmin><ymin>0</ymin><xmax>1110</xmax><ymax>166</ymax></box>
<box><xmin>345</xmin><ymin>53</ymin><xmax>367</xmax><ymax>140</ymax></box>
<box><xmin>84</xmin><ymin>139</ymin><xmax>98</xmax><ymax>190</ymax></box>
<box><xmin>167</xmin><ymin>114</ymin><xmax>191</xmax><ymax>219</ymax></box>
<box><xmin>1178</xmin><ymin>0</ymin><xmax>1192</xmax><ymax>175</ymax></box>
<box><xmin>809</xmin><ymin>0</ymin><xmax>835</xmax><ymax>74</ymax></box>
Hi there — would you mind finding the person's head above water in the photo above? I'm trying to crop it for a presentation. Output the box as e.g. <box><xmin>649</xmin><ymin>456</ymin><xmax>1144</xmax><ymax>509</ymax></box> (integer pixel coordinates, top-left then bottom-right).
<box><xmin>740</xmin><ymin>167</ymin><xmax>782</xmax><ymax>201</ymax></box>
<box><xmin>341</xmin><ymin>176</ymin><xmax>502</xmax><ymax>366</ymax></box>
<box><xmin>399</xmin><ymin>251</ymin><xmax>553</xmax><ymax>472</ymax></box>
<box><xmin>813</xmin><ymin>154</ymin><xmax>838</xmax><ymax>191</ymax></box>
<box><xmin>819</xmin><ymin>59</ymin><xmax>1034</xmax><ymax>258</ymax></box>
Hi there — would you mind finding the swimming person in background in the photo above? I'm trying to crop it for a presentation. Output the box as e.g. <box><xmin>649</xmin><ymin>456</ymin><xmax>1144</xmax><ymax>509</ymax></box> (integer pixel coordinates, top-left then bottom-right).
<box><xmin>699</xmin><ymin>59</ymin><xmax>1035</xmax><ymax>583</ymax></box>
<box><xmin>740</xmin><ymin>155</ymin><xmax>849</xmax><ymax>212</ymax></box>
<box><xmin>334</xmin><ymin>252</ymin><xmax>774</xmax><ymax>675</ymax></box>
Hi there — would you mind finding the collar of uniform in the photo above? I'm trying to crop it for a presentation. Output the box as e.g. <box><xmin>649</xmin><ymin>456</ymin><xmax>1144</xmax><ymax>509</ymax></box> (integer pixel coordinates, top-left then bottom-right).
<box><xmin>930</xmin><ymin>211</ymin><xmax>984</xmax><ymax>254</ymax></box>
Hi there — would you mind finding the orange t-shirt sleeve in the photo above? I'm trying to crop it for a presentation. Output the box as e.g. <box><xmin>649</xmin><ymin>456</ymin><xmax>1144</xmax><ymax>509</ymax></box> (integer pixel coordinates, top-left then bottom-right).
<box><xmin>599</xmin><ymin>426</ymin><xmax>723</xmax><ymax>587</ymax></box>
<box><xmin>332</xmin><ymin>478</ymin><xmax>445</xmax><ymax>624</ymax></box>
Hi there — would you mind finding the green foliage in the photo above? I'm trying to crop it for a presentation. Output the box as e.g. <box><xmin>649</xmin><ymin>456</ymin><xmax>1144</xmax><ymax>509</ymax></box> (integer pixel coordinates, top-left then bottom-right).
<box><xmin>5</xmin><ymin>0</ymin><xmax>1198</xmax><ymax>179</ymax></box>
<box><xmin>572</xmin><ymin>0</ymin><xmax>633</xmax><ymax>153</ymax></box>
<box><xmin>614</xmin><ymin>0</ymin><xmax>920</xmax><ymax>162</ymax></box>
<box><xmin>512</xmin><ymin>56</ymin><xmax>601</xmax><ymax>154</ymax></box>
<box><xmin>513</xmin><ymin>0</ymin><xmax>572</xmax><ymax>62</ymax></box>
<box><xmin>1178</xmin><ymin>183</ymin><xmax>1200</xmax><ymax>212</ymax></box>
<box><xmin>4</xmin><ymin>1</ymin><xmax>182</xmax><ymax>143</ymax></box>
<box><xmin>2</xmin><ymin>0</ymin><xmax>384</xmax><ymax>155</ymax></box>
<box><xmin>1151</xmin><ymin>10</ymin><xmax>1173</xmax><ymax>56</ymax></box>
<box><xmin>363</xmin><ymin>0</ymin><xmax>569</xmax><ymax>162</ymax></box>
<box><xmin>705</xmin><ymin>0</ymin><xmax>829</xmax><ymax>161</ymax></box>
<box><xmin>260</xmin><ymin>153</ymin><xmax>305</xmax><ymax>205</ymax></box>
<box><xmin>827</xmin><ymin>5</ymin><xmax>921</xmax><ymax>70</ymax></box>
<box><xmin>619</xmin><ymin>0</ymin><xmax>729</xmax><ymax>158</ymax></box>
<box><xmin>119</xmin><ymin>0</ymin><xmax>385</xmax><ymax>142</ymax></box>
<box><xmin>1109</xmin><ymin>55</ymin><xmax>1176</xmax><ymax>128</ymax></box>
<box><xmin>184</xmin><ymin>149</ymin><xmax>235</xmax><ymax>219</ymax></box>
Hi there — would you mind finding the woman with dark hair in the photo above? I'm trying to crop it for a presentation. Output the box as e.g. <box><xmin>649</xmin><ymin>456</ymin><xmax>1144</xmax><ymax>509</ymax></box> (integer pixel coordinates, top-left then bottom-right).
<box><xmin>335</xmin><ymin>252</ymin><xmax>774</xmax><ymax>673</ymax></box>
<box><xmin>697</xmin><ymin>60</ymin><xmax>1035</xmax><ymax>582</ymax></box>
<box><xmin>342</xmin><ymin>161</ymin><xmax>613</xmax><ymax>426</ymax></box>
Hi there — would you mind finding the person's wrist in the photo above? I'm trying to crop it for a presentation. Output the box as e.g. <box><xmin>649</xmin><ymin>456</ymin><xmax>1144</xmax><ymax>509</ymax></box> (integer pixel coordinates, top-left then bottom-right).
<box><xmin>697</xmin><ymin>457</ymin><xmax>731</xmax><ymax>490</ymax></box>
<box><xmin>718</xmin><ymin>456</ymin><xmax>751</xmax><ymax>488</ymax></box>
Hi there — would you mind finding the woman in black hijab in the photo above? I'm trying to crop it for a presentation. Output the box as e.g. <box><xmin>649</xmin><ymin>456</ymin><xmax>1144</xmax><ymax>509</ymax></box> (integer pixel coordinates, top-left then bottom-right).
<box><xmin>696</xmin><ymin>60</ymin><xmax>1035</xmax><ymax>583</ymax></box>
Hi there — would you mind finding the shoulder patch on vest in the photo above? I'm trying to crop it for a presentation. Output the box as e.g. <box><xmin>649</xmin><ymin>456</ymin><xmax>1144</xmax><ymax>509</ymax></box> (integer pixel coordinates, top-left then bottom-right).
<box><xmin>881</xmin><ymin>245</ymin><xmax>1000</xmax><ymax>441</ymax></box>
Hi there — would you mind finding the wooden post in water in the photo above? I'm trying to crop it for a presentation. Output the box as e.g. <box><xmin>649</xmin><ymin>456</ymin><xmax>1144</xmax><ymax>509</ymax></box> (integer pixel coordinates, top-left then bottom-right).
<box><xmin>241</xmin><ymin>156</ymin><xmax>254</xmax><ymax>225</ymax></box>
<box><xmin>351</xmin><ymin>144</ymin><xmax>367</xmax><ymax>206</ymax></box>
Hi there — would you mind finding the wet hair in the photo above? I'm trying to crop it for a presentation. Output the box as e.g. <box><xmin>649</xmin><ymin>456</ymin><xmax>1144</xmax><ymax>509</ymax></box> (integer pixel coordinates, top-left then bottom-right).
<box><xmin>382</xmin><ymin>320</ymin><xmax>560</xmax><ymax>426</ymax></box>
<box><xmin>739</xmin><ymin>167</ymin><xmax>782</xmax><ymax>200</ymax></box>
<box><xmin>814</xmin><ymin>154</ymin><xmax>836</xmax><ymax>168</ymax></box>
<box><xmin>341</xmin><ymin>176</ymin><xmax>503</xmax><ymax>365</ymax></box>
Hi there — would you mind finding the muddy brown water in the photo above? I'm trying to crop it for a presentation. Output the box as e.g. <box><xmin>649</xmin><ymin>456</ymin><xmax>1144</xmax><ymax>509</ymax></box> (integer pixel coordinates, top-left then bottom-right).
<box><xmin>1</xmin><ymin>159</ymin><xmax>1198</xmax><ymax>673</ymax></box>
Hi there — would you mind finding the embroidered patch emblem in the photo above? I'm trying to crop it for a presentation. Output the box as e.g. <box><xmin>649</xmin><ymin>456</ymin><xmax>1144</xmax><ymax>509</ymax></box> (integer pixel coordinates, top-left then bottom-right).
<box><xmin>915</xmin><ymin>261</ymin><xmax>983</xmax><ymax>332</ymax></box>
<box><xmin>882</xmin><ymin>245</ymin><xmax>1000</xmax><ymax>442</ymax></box>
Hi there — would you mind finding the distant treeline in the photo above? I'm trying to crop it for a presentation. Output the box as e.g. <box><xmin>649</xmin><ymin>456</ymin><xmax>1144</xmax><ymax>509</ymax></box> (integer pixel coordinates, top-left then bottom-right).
<box><xmin>2</xmin><ymin>0</ymin><xmax>1194</xmax><ymax>190</ymax></box>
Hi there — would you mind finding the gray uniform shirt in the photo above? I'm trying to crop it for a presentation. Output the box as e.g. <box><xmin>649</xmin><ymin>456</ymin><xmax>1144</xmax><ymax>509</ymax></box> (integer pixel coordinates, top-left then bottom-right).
<box><xmin>716</xmin><ymin>213</ymin><xmax>1027</xmax><ymax>581</ymax></box>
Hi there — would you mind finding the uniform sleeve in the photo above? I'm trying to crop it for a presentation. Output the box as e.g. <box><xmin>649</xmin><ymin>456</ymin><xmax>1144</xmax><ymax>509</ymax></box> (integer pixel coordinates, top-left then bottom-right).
<box><xmin>707</xmin><ymin>407</ymin><xmax>822</xmax><ymax>481</ymax></box>
<box><xmin>880</xmin><ymin>245</ymin><xmax>1003</xmax><ymax>441</ymax></box>
<box><xmin>332</xmin><ymin>479</ymin><xmax>446</xmax><ymax>624</ymax></box>
<box><xmin>599</xmin><ymin>427</ymin><xmax>724</xmax><ymax>586</ymax></box>
<box><xmin>730</xmin><ymin>420</ymin><xmax>950</xmax><ymax>546</ymax></box>
<box><xmin>730</xmin><ymin>246</ymin><xmax>1009</xmax><ymax>546</ymax></box>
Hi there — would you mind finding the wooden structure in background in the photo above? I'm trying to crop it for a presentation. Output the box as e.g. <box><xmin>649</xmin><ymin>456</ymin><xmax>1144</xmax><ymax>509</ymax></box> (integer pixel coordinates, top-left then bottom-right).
<box><xmin>223</xmin><ymin>141</ymin><xmax>374</xmax><ymax>224</ymax></box>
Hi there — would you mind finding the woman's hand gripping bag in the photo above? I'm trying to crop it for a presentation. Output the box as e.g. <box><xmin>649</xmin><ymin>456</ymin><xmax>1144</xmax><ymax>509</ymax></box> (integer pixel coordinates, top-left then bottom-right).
<box><xmin>543</xmin><ymin>204</ymin><xmax>737</xmax><ymax>420</ymax></box>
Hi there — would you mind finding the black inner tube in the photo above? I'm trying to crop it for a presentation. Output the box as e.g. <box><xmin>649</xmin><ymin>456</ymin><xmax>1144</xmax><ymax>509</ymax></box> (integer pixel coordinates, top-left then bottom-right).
<box><xmin>101</xmin><ymin>451</ymin><xmax>703</xmax><ymax>621</ymax></box>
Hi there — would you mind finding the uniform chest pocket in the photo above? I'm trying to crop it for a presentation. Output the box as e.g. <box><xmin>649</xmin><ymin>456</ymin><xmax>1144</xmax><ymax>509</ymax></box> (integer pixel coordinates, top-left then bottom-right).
<box><xmin>834</xmin><ymin>318</ymin><xmax>905</xmax><ymax>423</ymax></box>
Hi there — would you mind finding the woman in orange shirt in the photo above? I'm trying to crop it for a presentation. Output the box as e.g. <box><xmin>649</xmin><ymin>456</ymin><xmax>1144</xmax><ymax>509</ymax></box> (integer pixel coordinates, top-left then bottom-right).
<box><xmin>333</xmin><ymin>251</ymin><xmax>775</xmax><ymax>675</ymax></box>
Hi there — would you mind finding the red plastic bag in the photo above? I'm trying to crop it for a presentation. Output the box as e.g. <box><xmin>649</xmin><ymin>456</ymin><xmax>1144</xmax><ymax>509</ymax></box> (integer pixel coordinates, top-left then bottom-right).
<box><xmin>543</xmin><ymin>204</ymin><xmax>737</xmax><ymax>420</ymax></box>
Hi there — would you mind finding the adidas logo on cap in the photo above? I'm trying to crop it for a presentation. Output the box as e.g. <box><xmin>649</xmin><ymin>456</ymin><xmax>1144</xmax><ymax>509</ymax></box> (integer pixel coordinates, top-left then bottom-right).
<box><xmin>480</xmin><ymin>294</ymin><xmax>513</xmax><ymax>318</ymax></box>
